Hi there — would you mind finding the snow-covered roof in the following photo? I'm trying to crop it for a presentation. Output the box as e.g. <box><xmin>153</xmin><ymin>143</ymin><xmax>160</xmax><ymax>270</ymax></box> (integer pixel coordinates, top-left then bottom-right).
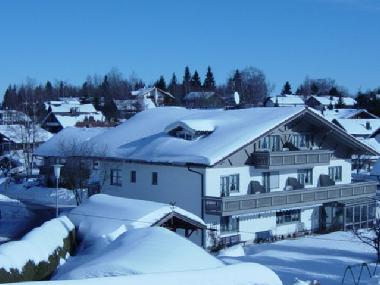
<box><xmin>36</xmin><ymin>106</ymin><xmax>377</xmax><ymax>164</ymax></box>
<box><xmin>333</xmin><ymin>119</ymin><xmax>380</xmax><ymax>136</ymax></box>
<box><xmin>131</xmin><ymin>87</ymin><xmax>174</xmax><ymax>98</ymax></box>
<box><xmin>47</xmin><ymin>102</ymin><xmax>97</xmax><ymax>114</ymax></box>
<box><xmin>315</xmin><ymin>108</ymin><xmax>377</xmax><ymax>122</ymax></box>
<box><xmin>361</xmin><ymin>138</ymin><xmax>380</xmax><ymax>156</ymax></box>
<box><xmin>165</xmin><ymin>119</ymin><xmax>215</xmax><ymax>134</ymax></box>
<box><xmin>85</xmin><ymin>107</ymin><xmax>305</xmax><ymax>165</ymax></box>
<box><xmin>34</xmin><ymin>127</ymin><xmax>107</xmax><ymax>157</ymax></box>
<box><xmin>68</xmin><ymin>194</ymin><xmax>205</xmax><ymax>241</ymax></box>
<box><xmin>184</xmin><ymin>91</ymin><xmax>216</xmax><ymax>101</ymax></box>
<box><xmin>55</xmin><ymin>113</ymin><xmax>104</xmax><ymax>128</ymax></box>
<box><xmin>0</xmin><ymin>124</ymin><xmax>52</xmax><ymax>143</ymax></box>
<box><xmin>267</xmin><ymin>95</ymin><xmax>305</xmax><ymax>106</ymax></box>
<box><xmin>310</xmin><ymin>95</ymin><xmax>357</xmax><ymax>106</ymax></box>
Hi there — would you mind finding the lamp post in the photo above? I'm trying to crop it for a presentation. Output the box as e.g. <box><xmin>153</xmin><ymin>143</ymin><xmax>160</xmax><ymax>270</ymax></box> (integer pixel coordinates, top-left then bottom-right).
<box><xmin>53</xmin><ymin>164</ymin><xmax>63</xmax><ymax>218</ymax></box>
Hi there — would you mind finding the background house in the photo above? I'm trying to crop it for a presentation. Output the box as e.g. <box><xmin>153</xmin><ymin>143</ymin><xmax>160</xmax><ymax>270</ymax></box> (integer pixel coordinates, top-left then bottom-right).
<box><xmin>306</xmin><ymin>95</ymin><xmax>357</xmax><ymax>110</ymax></box>
<box><xmin>183</xmin><ymin>91</ymin><xmax>222</xmax><ymax>109</ymax></box>
<box><xmin>264</xmin><ymin>95</ymin><xmax>305</xmax><ymax>107</ymax></box>
<box><xmin>42</xmin><ymin>99</ymin><xmax>104</xmax><ymax>133</ymax></box>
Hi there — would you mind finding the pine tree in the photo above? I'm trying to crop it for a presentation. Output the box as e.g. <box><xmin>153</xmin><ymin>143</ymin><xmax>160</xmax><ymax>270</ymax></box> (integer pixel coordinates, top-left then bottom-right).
<box><xmin>281</xmin><ymin>81</ymin><xmax>292</xmax><ymax>95</ymax></box>
<box><xmin>45</xmin><ymin>81</ymin><xmax>54</xmax><ymax>99</ymax></box>
<box><xmin>183</xmin><ymin>66</ymin><xmax>191</xmax><ymax>95</ymax></box>
<box><xmin>328</xmin><ymin>87</ymin><xmax>339</xmax><ymax>97</ymax></box>
<box><xmin>191</xmin><ymin>70</ymin><xmax>202</xmax><ymax>91</ymax></box>
<box><xmin>232</xmin><ymin>69</ymin><xmax>242</xmax><ymax>93</ymax></box>
<box><xmin>203</xmin><ymin>66</ymin><xmax>216</xmax><ymax>91</ymax></box>
<box><xmin>311</xmin><ymin>82</ymin><xmax>319</xmax><ymax>95</ymax></box>
<box><xmin>154</xmin><ymin>75</ymin><xmax>167</xmax><ymax>91</ymax></box>
<box><xmin>168</xmin><ymin>73</ymin><xmax>181</xmax><ymax>105</ymax></box>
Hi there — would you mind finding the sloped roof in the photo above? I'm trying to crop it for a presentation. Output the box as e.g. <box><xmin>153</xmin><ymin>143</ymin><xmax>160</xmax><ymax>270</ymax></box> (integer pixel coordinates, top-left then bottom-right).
<box><xmin>267</xmin><ymin>95</ymin><xmax>304</xmax><ymax>106</ymax></box>
<box><xmin>55</xmin><ymin>113</ymin><xmax>104</xmax><ymax>128</ymax></box>
<box><xmin>48</xmin><ymin>103</ymin><xmax>97</xmax><ymax>114</ymax></box>
<box><xmin>309</xmin><ymin>96</ymin><xmax>357</xmax><ymax>106</ymax></box>
<box><xmin>315</xmin><ymin>108</ymin><xmax>378</xmax><ymax>122</ymax></box>
<box><xmin>36</xmin><ymin>106</ymin><xmax>378</xmax><ymax>165</ymax></box>
<box><xmin>333</xmin><ymin>119</ymin><xmax>380</xmax><ymax>136</ymax></box>
<box><xmin>34</xmin><ymin>127</ymin><xmax>107</xmax><ymax>157</ymax></box>
<box><xmin>131</xmin><ymin>87</ymin><xmax>174</xmax><ymax>98</ymax></box>
<box><xmin>0</xmin><ymin>124</ymin><xmax>52</xmax><ymax>143</ymax></box>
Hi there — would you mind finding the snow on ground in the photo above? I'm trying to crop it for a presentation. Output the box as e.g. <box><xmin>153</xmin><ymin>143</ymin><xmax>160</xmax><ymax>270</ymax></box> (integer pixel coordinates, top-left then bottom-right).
<box><xmin>68</xmin><ymin>194</ymin><xmax>204</xmax><ymax>242</ymax></box>
<box><xmin>12</xmin><ymin>262</ymin><xmax>283</xmax><ymax>285</ymax></box>
<box><xmin>218</xmin><ymin>244</ymin><xmax>245</xmax><ymax>257</ymax></box>
<box><xmin>0</xmin><ymin>216</ymin><xmax>74</xmax><ymax>271</ymax></box>
<box><xmin>0</xmin><ymin>181</ymin><xmax>76</xmax><ymax>207</ymax></box>
<box><xmin>219</xmin><ymin>231</ymin><xmax>376</xmax><ymax>285</ymax></box>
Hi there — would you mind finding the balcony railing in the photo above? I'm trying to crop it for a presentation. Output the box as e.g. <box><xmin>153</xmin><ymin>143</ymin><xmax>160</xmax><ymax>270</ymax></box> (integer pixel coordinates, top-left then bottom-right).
<box><xmin>251</xmin><ymin>149</ymin><xmax>333</xmax><ymax>169</ymax></box>
<box><xmin>204</xmin><ymin>181</ymin><xmax>378</xmax><ymax>216</ymax></box>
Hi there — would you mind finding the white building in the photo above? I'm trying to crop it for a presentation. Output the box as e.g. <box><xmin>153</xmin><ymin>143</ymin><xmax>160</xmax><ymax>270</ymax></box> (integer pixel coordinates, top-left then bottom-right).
<box><xmin>306</xmin><ymin>95</ymin><xmax>357</xmax><ymax>110</ymax></box>
<box><xmin>35</xmin><ymin>106</ymin><xmax>378</xmax><ymax>248</ymax></box>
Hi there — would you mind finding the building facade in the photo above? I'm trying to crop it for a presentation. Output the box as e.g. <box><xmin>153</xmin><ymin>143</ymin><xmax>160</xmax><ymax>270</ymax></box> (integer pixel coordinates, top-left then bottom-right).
<box><xmin>36</xmin><ymin>107</ymin><xmax>378</xmax><ymax>248</ymax></box>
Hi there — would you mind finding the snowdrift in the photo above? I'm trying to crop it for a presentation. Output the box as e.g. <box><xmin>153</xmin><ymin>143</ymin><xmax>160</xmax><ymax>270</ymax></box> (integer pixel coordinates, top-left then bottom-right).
<box><xmin>0</xmin><ymin>216</ymin><xmax>75</xmax><ymax>282</ymax></box>
<box><xmin>53</xmin><ymin>227</ymin><xmax>223</xmax><ymax>280</ymax></box>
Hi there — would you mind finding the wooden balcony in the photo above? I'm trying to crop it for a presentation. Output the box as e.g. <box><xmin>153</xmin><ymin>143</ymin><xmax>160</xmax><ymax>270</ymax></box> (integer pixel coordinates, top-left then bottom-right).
<box><xmin>251</xmin><ymin>149</ymin><xmax>333</xmax><ymax>169</ymax></box>
<box><xmin>204</xmin><ymin>181</ymin><xmax>378</xmax><ymax>216</ymax></box>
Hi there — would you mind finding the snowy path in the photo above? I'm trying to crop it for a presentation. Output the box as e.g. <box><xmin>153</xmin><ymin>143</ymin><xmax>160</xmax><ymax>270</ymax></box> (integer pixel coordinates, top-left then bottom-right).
<box><xmin>219</xmin><ymin>232</ymin><xmax>377</xmax><ymax>285</ymax></box>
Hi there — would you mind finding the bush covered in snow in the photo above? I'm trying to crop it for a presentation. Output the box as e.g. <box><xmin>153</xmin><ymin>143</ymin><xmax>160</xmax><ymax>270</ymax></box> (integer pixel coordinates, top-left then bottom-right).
<box><xmin>0</xmin><ymin>216</ymin><xmax>76</xmax><ymax>283</ymax></box>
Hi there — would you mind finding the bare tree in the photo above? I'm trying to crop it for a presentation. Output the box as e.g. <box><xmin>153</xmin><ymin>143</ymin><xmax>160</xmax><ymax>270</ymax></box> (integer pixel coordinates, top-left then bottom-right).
<box><xmin>354</xmin><ymin>219</ymin><xmax>380</xmax><ymax>262</ymax></box>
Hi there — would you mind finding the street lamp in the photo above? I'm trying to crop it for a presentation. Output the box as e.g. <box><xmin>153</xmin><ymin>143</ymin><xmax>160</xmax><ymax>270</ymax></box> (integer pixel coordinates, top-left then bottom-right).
<box><xmin>53</xmin><ymin>164</ymin><xmax>63</xmax><ymax>218</ymax></box>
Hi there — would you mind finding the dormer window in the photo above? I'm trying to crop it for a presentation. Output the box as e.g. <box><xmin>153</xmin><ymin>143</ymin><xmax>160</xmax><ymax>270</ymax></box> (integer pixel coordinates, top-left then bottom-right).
<box><xmin>165</xmin><ymin>119</ymin><xmax>215</xmax><ymax>141</ymax></box>
<box><xmin>70</xmin><ymin>107</ymin><xmax>80</xmax><ymax>114</ymax></box>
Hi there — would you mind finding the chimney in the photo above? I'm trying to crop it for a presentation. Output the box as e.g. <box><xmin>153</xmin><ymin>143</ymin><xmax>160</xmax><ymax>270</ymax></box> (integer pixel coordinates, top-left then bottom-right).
<box><xmin>366</xmin><ymin>121</ymin><xmax>371</xmax><ymax>130</ymax></box>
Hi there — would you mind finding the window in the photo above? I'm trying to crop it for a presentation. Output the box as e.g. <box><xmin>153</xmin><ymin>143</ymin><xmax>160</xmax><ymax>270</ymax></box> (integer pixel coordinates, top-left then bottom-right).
<box><xmin>297</xmin><ymin>169</ymin><xmax>313</xmax><ymax>185</ymax></box>
<box><xmin>276</xmin><ymin>210</ymin><xmax>301</xmax><ymax>225</ymax></box>
<box><xmin>110</xmin><ymin>169</ymin><xmax>122</xmax><ymax>186</ymax></box>
<box><xmin>93</xmin><ymin>161</ymin><xmax>99</xmax><ymax>170</ymax></box>
<box><xmin>290</xmin><ymin>134</ymin><xmax>312</xmax><ymax>149</ymax></box>
<box><xmin>220</xmin><ymin>216</ymin><xmax>239</xmax><ymax>233</ymax></box>
<box><xmin>152</xmin><ymin>172</ymin><xmax>158</xmax><ymax>185</ymax></box>
<box><xmin>130</xmin><ymin>170</ymin><xmax>136</xmax><ymax>183</ymax></box>
<box><xmin>220</xmin><ymin>174</ymin><xmax>240</xmax><ymax>196</ymax></box>
<box><xmin>262</xmin><ymin>171</ymin><xmax>279</xmax><ymax>192</ymax></box>
<box><xmin>329</xmin><ymin>166</ymin><xmax>342</xmax><ymax>182</ymax></box>
<box><xmin>259</xmin><ymin>135</ymin><xmax>281</xmax><ymax>151</ymax></box>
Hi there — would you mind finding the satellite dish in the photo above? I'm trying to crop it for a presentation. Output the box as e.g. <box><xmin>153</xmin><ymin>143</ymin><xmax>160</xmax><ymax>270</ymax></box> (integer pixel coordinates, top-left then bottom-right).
<box><xmin>234</xmin><ymin>91</ymin><xmax>240</xmax><ymax>105</ymax></box>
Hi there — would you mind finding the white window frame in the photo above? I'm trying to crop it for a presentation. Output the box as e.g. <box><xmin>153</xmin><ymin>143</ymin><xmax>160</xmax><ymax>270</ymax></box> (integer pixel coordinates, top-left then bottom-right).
<box><xmin>110</xmin><ymin>169</ymin><xmax>122</xmax><ymax>186</ymax></box>
<box><xmin>220</xmin><ymin>174</ymin><xmax>240</xmax><ymax>196</ymax></box>
<box><xmin>262</xmin><ymin>171</ymin><xmax>279</xmax><ymax>192</ymax></box>
<box><xmin>297</xmin><ymin>169</ymin><xmax>313</xmax><ymax>185</ymax></box>
<box><xmin>328</xmin><ymin>166</ymin><xmax>342</xmax><ymax>182</ymax></box>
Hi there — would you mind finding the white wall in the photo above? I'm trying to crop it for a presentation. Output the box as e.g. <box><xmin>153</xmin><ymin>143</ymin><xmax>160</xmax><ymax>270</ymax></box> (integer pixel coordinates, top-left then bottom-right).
<box><xmin>98</xmin><ymin>161</ymin><xmax>204</xmax><ymax>219</ymax></box>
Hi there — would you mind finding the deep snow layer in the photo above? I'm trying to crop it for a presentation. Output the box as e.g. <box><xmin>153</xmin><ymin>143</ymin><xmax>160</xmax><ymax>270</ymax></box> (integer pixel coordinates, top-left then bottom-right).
<box><xmin>0</xmin><ymin>216</ymin><xmax>74</xmax><ymax>271</ymax></box>
<box><xmin>220</xmin><ymin>231</ymin><xmax>376</xmax><ymax>285</ymax></box>
<box><xmin>68</xmin><ymin>194</ymin><xmax>205</xmax><ymax>242</ymax></box>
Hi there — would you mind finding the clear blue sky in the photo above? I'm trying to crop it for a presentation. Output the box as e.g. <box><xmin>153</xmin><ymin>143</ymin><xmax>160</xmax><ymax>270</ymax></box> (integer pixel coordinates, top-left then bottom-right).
<box><xmin>1</xmin><ymin>0</ymin><xmax>379</xmax><ymax>96</ymax></box>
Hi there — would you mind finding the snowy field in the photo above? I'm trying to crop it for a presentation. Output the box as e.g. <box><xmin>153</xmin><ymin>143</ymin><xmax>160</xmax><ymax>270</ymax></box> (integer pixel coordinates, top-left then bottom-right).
<box><xmin>220</xmin><ymin>232</ymin><xmax>377</xmax><ymax>285</ymax></box>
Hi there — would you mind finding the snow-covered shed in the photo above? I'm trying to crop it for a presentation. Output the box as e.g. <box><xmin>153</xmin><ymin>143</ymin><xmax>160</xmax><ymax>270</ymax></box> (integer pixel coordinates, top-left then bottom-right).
<box><xmin>68</xmin><ymin>194</ymin><xmax>206</xmax><ymax>241</ymax></box>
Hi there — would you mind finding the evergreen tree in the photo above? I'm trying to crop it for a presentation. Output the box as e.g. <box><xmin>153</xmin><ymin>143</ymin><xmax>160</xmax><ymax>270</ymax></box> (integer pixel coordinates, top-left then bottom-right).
<box><xmin>203</xmin><ymin>66</ymin><xmax>216</xmax><ymax>91</ymax></box>
<box><xmin>45</xmin><ymin>81</ymin><xmax>54</xmax><ymax>99</ymax></box>
<box><xmin>281</xmin><ymin>81</ymin><xmax>292</xmax><ymax>95</ymax></box>
<box><xmin>328</xmin><ymin>87</ymin><xmax>340</xmax><ymax>97</ymax></box>
<box><xmin>191</xmin><ymin>70</ymin><xmax>202</xmax><ymax>91</ymax></box>
<box><xmin>311</xmin><ymin>82</ymin><xmax>319</xmax><ymax>95</ymax></box>
<box><xmin>154</xmin><ymin>75</ymin><xmax>167</xmax><ymax>91</ymax></box>
<box><xmin>183</xmin><ymin>66</ymin><xmax>191</xmax><ymax>95</ymax></box>
<box><xmin>232</xmin><ymin>69</ymin><xmax>242</xmax><ymax>93</ymax></box>
<box><xmin>168</xmin><ymin>73</ymin><xmax>181</xmax><ymax>105</ymax></box>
